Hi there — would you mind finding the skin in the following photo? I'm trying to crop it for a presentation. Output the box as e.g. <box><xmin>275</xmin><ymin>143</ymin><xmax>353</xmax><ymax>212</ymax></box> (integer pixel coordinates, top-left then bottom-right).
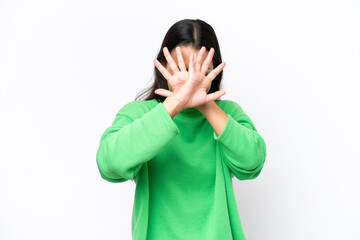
<box><xmin>165</xmin><ymin>46</ymin><xmax>214</xmax><ymax>93</ymax></box>
<box><xmin>153</xmin><ymin>45</ymin><xmax>229</xmax><ymax>138</ymax></box>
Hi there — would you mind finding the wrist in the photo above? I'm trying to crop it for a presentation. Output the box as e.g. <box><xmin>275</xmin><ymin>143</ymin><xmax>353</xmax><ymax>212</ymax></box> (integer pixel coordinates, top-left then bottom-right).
<box><xmin>163</xmin><ymin>96</ymin><xmax>186</xmax><ymax>118</ymax></box>
<box><xmin>196</xmin><ymin>100</ymin><xmax>216</xmax><ymax>113</ymax></box>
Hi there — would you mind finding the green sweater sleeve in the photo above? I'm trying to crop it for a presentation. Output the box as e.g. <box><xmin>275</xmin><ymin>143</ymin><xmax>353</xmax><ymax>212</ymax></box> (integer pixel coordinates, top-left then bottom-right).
<box><xmin>213</xmin><ymin>101</ymin><xmax>267</xmax><ymax>180</ymax></box>
<box><xmin>96</xmin><ymin>101</ymin><xmax>180</xmax><ymax>183</ymax></box>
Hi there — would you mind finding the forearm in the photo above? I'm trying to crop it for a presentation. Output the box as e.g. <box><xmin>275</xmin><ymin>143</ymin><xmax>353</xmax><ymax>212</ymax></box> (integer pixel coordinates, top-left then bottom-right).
<box><xmin>96</xmin><ymin>102</ymin><xmax>180</xmax><ymax>181</ymax></box>
<box><xmin>197</xmin><ymin>100</ymin><xmax>228</xmax><ymax>137</ymax></box>
<box><xmin>198</xmin><ymin>100</ymin><xmax>267</xmax><ymax>179</ymax></box>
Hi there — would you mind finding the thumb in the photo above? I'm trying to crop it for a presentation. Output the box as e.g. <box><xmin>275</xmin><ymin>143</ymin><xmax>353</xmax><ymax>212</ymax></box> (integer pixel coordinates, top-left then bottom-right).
<box><xmin>155</xmin><ymin>88</ymin><xmax>174</xmax><ymax>97</ymax></box>
<box><xmin>206</xmin><ymin>90</ymin><xmax>226</xmax><ymax>102</ymax></box>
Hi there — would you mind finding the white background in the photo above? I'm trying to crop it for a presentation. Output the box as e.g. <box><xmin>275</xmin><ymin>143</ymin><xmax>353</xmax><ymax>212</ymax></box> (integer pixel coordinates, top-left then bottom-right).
<box><xmin>1</xmin><ymin>0</ymin><xmax>359</xmax><ymax>239</ymax></box>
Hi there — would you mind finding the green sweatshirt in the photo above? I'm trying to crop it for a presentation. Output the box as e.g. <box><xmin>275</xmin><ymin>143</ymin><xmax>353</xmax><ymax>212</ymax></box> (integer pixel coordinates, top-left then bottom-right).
<box><xmin>96</xmin><ymin>98</ymin><xmax>267</xmax><ymax>240</ymax></box>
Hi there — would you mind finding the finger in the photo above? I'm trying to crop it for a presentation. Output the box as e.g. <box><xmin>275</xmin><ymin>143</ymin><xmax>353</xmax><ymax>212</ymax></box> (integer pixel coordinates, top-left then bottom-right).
<box><xmin>176</xmin><ymin>46</ymin><xmax>187</xmax><ymax>72</ymax></box>
<box><xmin>154</xmin><ymin>88</ymin><xmax>174</xmax><ymax>97</ymax></box>
<box><xmin>196</xmin><ymin>46</ymin><xmax>206</xmax><ymax>72</ymax></box>
<box><xmin>163</xmin><ymin>47</ymin><xmax>179</xmax><ymax>74</ymax></box>
<box><xmin>201</xmin><ymin>47</ymin><xmax>215</xmax><ymax>74</ymax></box>
<box><xmin>205</xmin><ymin>90</ymin><xmax>226</xmax><ymax>102</ymax></box>
<box><xmin>205</xmin><ymin>61</ymin><xmax>226</xmax><ymax>84</ymax></box>
<box><xmin>189</xmin><ymin>51</ymin><xmax>195</xmax><ymax>73</ymax></box>
<box><xmin>154</xmin><ymin>58</ymin><xmax>172</xmax><ymax>80</ymax></box>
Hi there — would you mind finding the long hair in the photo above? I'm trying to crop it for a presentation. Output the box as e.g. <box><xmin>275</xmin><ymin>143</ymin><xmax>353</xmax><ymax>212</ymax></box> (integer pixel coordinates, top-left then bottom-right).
<box><xmin>134</xmin><ymin>19</ymin><xmax>224</xmax><ymax>102</ymax></box>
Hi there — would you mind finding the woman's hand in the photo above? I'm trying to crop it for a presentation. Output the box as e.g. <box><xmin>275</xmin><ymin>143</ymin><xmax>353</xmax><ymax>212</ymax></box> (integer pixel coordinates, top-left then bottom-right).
<box><xmin>153</xmin><ymin>46</ymin><xmax>189</xmax><ymax>94</ymax></box>
<box><xmin>155</xmin><ymin>46</ymin><xmax>226</xmax><ymax>109</ymax></box>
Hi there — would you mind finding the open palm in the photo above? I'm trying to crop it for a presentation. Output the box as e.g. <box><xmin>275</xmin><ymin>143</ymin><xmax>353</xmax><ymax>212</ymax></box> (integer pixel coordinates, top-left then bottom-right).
<box><xmin>154</xmin><ymin>46</ymin><xmax>226</xmax><ymax>109</ymax></box>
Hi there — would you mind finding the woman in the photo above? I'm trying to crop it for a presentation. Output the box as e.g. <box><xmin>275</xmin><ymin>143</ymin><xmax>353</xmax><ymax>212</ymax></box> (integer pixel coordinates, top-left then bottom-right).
<box><xmin>96</xmin><ymin>19</ymin><xmax>267</xmax><ymax>240</ymax></box>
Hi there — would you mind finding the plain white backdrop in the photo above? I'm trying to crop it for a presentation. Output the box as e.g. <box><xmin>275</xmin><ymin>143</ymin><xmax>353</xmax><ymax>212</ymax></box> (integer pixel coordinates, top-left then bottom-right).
<box><xmin>1</xmin><ymin>0</ymin><xmax>359</xmax><ymax>239</ymax></box>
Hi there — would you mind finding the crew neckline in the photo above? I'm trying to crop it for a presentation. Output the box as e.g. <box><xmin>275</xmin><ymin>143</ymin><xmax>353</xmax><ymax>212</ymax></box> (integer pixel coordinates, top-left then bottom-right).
<box><xmin>181</xmin><ymin>107</ymin><xmax>199</xmax><ymax>112</ymax></box>
<box><xmin>176</xmin><ymin>107</ymin><xmax>204</xmax><ymax>120</ymax></box>
<box><xmin>150</xmin><ymin>98</ymin><xmax>222</xmax><ymax>118</ymax></box>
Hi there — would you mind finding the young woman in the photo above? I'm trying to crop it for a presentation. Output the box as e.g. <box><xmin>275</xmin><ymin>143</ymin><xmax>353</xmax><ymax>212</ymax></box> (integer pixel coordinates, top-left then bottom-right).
<box><xmin>96</xmin><ymin>19</ymin><xmax>267</xmax><ymax>240</ymax></box>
